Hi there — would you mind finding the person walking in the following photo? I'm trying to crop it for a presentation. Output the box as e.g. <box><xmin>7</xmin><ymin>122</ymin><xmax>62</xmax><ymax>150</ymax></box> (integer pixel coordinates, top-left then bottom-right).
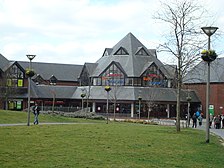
<box><xmin>198</xmin><ymin>114</ymin><xmax>203</xmax><ymax>126</ymax></box>
<box><xmin>214</xmin><ymin>115</ymin><xmax>221</xmax><ymax>129</ymax></box>
<box><xmin>32</xmin><ymin>103</ymin><xmax>40</xmax><ymax>125</ymax></box>
<box><xmin>192</xmin><ymin>113</ymin><xmax>197</xmax><ymax>128</ymax></box>
<box><xmin>209</xmin><ymin>114</ymin><xmax>213</xmax><ymax>128</ymax></box>
<box><xmin>222</xmin><ymin>114</ymin><xmax>224</xmax><ymax>129</ymax></box>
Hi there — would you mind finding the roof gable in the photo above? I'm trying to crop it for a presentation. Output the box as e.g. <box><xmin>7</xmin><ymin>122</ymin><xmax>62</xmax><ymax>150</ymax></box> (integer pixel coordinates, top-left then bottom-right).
<box><xmin>102</xmin><ymin>48</ymin><xmax>113</xmax><ymax>56</ymax></box>
<box><xmin>99</xmin><ymin>61</ymin><xmax>127</xmax><ymax>77</ymax></box>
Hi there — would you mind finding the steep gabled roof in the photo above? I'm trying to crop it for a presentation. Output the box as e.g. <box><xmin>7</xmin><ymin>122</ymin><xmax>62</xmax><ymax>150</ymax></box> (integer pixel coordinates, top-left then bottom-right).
<box><xmin>111</xmin><ymin>32</ymin><xmax>150</xmax><ymax>56</ymax></box>
<box><xmin>184</xmin><ymin>57</ymin><xmax>224</xmax><ymax>83</ymax></box>
<box><xmin>0</xmin><ymin>54</ymin><xmax>10</xmax><ymax>71</ymax></box>
<box><xmin>18</xmin><ymin>61</ymin><xmax>83</xmax><ymax>81</ymax></box>
<box><xmin>92</xmin><ymin>33</ymin><xmax>173</xmax><ymax>79</ymax></box>
<box><xmin>83</xmin><ymin>63</ymin><xmax>98</xmax><ymax>76</ymax></box>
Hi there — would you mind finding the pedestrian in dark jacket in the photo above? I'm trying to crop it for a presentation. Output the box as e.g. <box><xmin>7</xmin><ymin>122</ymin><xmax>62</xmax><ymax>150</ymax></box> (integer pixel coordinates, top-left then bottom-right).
<box><xmin>32</xmin><ymin>103</ymin><xmax>40</xmax><ymax>125</ymax></box>
<box><xmin>214</xmin><ymin>115</ymin><xmax>221</xmax><ymax>129</ymax></box>
<box><xmin>192</xmin><ymin>113</ymin><xmax>197</xmax><ymax>128</ymax></box>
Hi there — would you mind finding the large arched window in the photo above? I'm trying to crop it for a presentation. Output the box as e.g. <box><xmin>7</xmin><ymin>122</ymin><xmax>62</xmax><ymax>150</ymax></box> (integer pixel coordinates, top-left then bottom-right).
<box><xmin>142</xmin><ymin>64</ymin><xmax>167</xmax><ymax>87</ymax></box>
<box><xmin>101</xmin><ymin>64</ymin><xmax>125</xmax><ymax>86</ymax></box>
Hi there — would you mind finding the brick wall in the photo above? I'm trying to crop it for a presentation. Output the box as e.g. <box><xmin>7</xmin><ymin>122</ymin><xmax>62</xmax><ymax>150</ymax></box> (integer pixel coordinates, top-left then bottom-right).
<box><xmin>187</xmin><ymin>83</ymin><xmax>224</xmax><ymax>115</ymax></box>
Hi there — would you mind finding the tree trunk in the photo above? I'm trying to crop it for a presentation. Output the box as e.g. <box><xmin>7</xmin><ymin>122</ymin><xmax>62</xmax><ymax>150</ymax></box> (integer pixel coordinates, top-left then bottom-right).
<box><xmin>176</xmin><ymin>58</ymin><xmax>181</xmax><ymax>132</ymax></box>
<box><xmin>176</xmin><ymin>81</ymin><xmax>181</xmax><ymax>132</ymax></box>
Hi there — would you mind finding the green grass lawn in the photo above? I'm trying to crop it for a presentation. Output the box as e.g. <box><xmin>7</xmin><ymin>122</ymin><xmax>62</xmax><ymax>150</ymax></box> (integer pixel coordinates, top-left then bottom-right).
<box><xmin>0</xmin><ymin>110</ymin><xmax>223</xmax><ymax>168</ymax></box>
<box><xmin>0</xmin><ymin>110</ymin><xmax>103</xmax><ymax>124</ymax></box>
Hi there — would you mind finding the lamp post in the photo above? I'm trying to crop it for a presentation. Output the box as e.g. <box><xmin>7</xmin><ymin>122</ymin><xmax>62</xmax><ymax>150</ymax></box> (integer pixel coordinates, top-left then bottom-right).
<box><xmin>50</xmin><ymin>75</ymin><xmax>57</xmax><ymax>113</ymax></box>
<box><xmin>186</xmin><ymin>94</ymin><xmax>191</xmax><ymax>128</ymax></box>
<box><xmin>201</xmin><ymin>26</ymin><xmax>218</xmax><ymax>143</ymax></box>
<box><xmin>105</xmin><ymin>86</ymin><xmax>111</xmax><ymax>124</ymax></box>
<box><xmin>138</xmin><ymin>96</ymin><xmax>142</xmax><ymax>119</ymax></box>
<box><xmin>81</xmin><ymin>93</ymin><xmax>86</xmax><ymax>110</ymax></box>
<box><xmin>26</xmin><ymin>54</ymin><xmax>36</xmax><ymax>126</ymax></box>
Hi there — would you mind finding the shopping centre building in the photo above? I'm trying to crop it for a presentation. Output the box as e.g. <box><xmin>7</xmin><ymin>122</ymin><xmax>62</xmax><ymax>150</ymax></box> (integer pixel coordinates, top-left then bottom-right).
<box><xmin>0</xmin><ymin>33</ymin><xmax>201</xmax><ymax>118</ymax></box>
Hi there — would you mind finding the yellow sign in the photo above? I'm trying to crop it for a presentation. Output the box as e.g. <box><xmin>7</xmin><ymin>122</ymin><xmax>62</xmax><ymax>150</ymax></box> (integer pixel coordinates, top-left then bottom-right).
<box><xmin>18</xmin><ymin>79</ymin><xmax>23</xmax><ymax>87</ymax></box>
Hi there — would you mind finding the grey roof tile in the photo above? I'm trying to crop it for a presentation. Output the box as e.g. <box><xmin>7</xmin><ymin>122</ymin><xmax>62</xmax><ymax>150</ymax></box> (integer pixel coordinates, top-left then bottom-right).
<box><xmin>0</xmin><ymin>54</ymin><xmax>10</xmax><ymax>71</ymax></box>
<box><xmin>31</xmin><ymin>83</ymin><xmax>76</xmax><ymax>99</ymax></box>
<box><xmin>71</xmin><ymin>86</ymin><xmax>200</xmax><ymax>102</ymax></box>
<box><xmin>184</xmin><ymin>57</ymin><xmax>224</xmax><ymax>83</ymax></box>
<box><xmin>18</xmin><ymin>61</ymin><xmax>83</xmax><ymax>81</ymax></box>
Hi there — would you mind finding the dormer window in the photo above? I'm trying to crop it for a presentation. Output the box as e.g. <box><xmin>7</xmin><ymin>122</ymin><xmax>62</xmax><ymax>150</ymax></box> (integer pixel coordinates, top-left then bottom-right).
<box><xmin>33</xmin><ymin>74</ymin><xmax>45</xmax><ymax>85</ymax></box>
<box><xmin>102</xmin><ymin>48</ymin><xmax>113</xmax><ymax>57</ymax></box>
<box><xmin>114</xmin><ymin>47</ymin><xmax>129</xmax><ymax>55</ymax></box>
<box><xmin>49</xmin><ymin>75</ymin><xmax>57</xmax><ymax>85</ymax></box>
<box><xmin>135</xmin><ymin>47</ymin><xmax>149</xmax><ymax>56</ymax></box>
<box><xmin>103</xmin><ymin>51</ymin><xmax>109</xmax><ymax>56</ymax></box>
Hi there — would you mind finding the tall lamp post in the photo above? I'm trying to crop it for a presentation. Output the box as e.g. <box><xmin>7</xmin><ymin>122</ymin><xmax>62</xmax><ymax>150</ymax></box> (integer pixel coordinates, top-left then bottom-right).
<box><xmin>201</xmin><ymin>26</ymin><xmax>218</xmax><ymax>143</ymax></box>
<box><xmin>81</xmin><ymin>93</ymin><xmax>86</xmax><ymax>110</ymax></box>
<box><xmin>186</xmin><ymin>93</ymin><xmax>191</xmax><ymax>128</ymax></box>
<box><xmin>26</xmin><ymin>54</ymin><xmax>36</xmax><ymax>126</ymax></box>
<box><xmin>50</xmin><ymin>75</ymin><xmax>57</xmax><ymax>113</ymax></box>
<box><xmin>105</xmin><ymin>86</ymin><xmax>111</xmax><ymax>124</ymax></box>
<box><xmin>138</xmin><ymin>96</ymin><xmax>142</xmax><ymax>119</ymax></box>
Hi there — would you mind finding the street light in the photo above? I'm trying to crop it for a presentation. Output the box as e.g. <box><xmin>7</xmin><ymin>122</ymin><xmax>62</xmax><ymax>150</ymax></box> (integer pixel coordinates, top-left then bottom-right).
<box><xmin>81</xmin><ymin>92</ymin><xmax>86</xmax><ymax>110</ymax></box>
<box><xmin>201</xmin><ymin>26</ymin><xmax>218</xmax><ymax>143</ymax></box>
<box><xmin>138</xmin><ymin>96</ymin><xmax>142</xmax><ymax>119</ymax></box>
<box><xmin>26</xmin><ymin>54</ymin><xmax>36</xmax><ymax>126</ymax></box>
<box><xmin>50</xmin><ymin>75</ymin><xmax>57</xmax><ymax>113</ymax></box>
<box><xmin>105</xmin><ymin>86</ymin><xmax>111</xmax><ymax>124</ymax></box>
<box><xmin>186</xmin><ymin>93</ymin><xmax>191</xmax><ymax>128</ymax></box>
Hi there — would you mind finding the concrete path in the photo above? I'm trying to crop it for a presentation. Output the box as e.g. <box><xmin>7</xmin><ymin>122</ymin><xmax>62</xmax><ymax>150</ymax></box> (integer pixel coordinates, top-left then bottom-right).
<box><xmin>0</xmin><ymin>122</ymin><xmax>95</xmax><ymax>127</ymax></box>
<box><xmin>190</xmin><ymin>121</ymin><xmax>224</xmax><ymax>140</ymax></box>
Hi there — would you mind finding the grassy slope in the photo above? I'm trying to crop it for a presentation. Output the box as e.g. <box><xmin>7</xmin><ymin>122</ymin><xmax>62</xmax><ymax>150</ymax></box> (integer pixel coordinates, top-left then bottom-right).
<box><xmin>0</xmin><ymin>110</ymin><xmax>223</xmax><ymax>168</ymax></box>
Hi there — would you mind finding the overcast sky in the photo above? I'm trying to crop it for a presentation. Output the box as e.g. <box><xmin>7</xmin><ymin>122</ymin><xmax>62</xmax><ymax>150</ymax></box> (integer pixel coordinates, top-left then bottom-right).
<box><xmin>0</xmin><ymin>0</ymin><xmax>223</xmax><ymax>65</ymax></box>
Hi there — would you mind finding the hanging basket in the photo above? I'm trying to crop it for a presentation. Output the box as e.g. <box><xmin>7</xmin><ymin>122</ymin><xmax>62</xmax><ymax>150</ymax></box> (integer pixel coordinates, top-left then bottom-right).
<box><xmin>81</xmin><ymin>93</ymin><xmax>86</xmax><ymax>98</ymax></box>
<box><xmin>105</xmin><ymin>86</ymin><xmax>111</xmax><ymax>92</ymax></box>
<box><xmin>25</xmin><ymin>69</ymin><xmax>35</xmax><ymax>77</ymax></box>
<box><xmin>201</xmin><ymin>50</ymin><xmax>217</xmax><ymax>62</ymax></box>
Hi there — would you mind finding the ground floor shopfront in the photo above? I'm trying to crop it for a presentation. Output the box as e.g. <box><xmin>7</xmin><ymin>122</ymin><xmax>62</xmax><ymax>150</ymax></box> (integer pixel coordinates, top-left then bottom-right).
<box><xmin>92</xmin><ymin>101</ymin><xmax>199</xmax><ymax>119</ymax></box>
<box><xmin>1</xmin><ymin>85</ymin><xmax>201</xmax><ymax>119</ymax></box>
<box><xmin>9</xmin><ymin>98</ymin><xmax>199</xmax><ymax>119</ymax></box>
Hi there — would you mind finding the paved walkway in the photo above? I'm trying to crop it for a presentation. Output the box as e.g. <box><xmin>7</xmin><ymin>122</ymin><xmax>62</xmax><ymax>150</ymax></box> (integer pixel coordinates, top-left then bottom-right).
<box><xmin>0</xmin><ymin>122</ymin><xmax>95</xmax><ymax>127</ymax></box>
<box><xmin>190</xmin><ymin>121</ymin><xmax>224</xmax><ymax>140</ymax></box>
<box><xmin>1</xmin><ymin>120</ymin><xmax>223</xmax><ymax>140</ymax></box>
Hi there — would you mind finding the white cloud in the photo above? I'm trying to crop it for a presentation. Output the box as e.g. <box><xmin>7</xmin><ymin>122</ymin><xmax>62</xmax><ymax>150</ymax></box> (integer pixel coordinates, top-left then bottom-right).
<box><xmin>0</xmin><ymin>0</ymin><xmax>223</xmax><ymax>65</ymax></box>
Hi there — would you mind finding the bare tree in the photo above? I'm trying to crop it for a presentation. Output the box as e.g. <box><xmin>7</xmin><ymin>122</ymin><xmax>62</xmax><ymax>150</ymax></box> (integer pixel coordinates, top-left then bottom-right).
<box><xmin>154</xmin><ymin>0</ymin><xmax>207</xmax><ymax>131</ymax></box>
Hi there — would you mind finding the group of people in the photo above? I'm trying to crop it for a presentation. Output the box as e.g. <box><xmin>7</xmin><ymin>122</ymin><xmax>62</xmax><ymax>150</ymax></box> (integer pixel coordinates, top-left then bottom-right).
<box><xmin>192</xmin><ymin>110</ymin><xmax>203</xmax><ymax>128</ymax></box>
<box><xmin>210</xmin><ymin>114</ymin><xmax>224</xmax><ymax>129</ymax></box>
<box><xmin>191</xmin><ymin>110</ymin><xmax>224</xmax><ymax>129</ymax></box>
